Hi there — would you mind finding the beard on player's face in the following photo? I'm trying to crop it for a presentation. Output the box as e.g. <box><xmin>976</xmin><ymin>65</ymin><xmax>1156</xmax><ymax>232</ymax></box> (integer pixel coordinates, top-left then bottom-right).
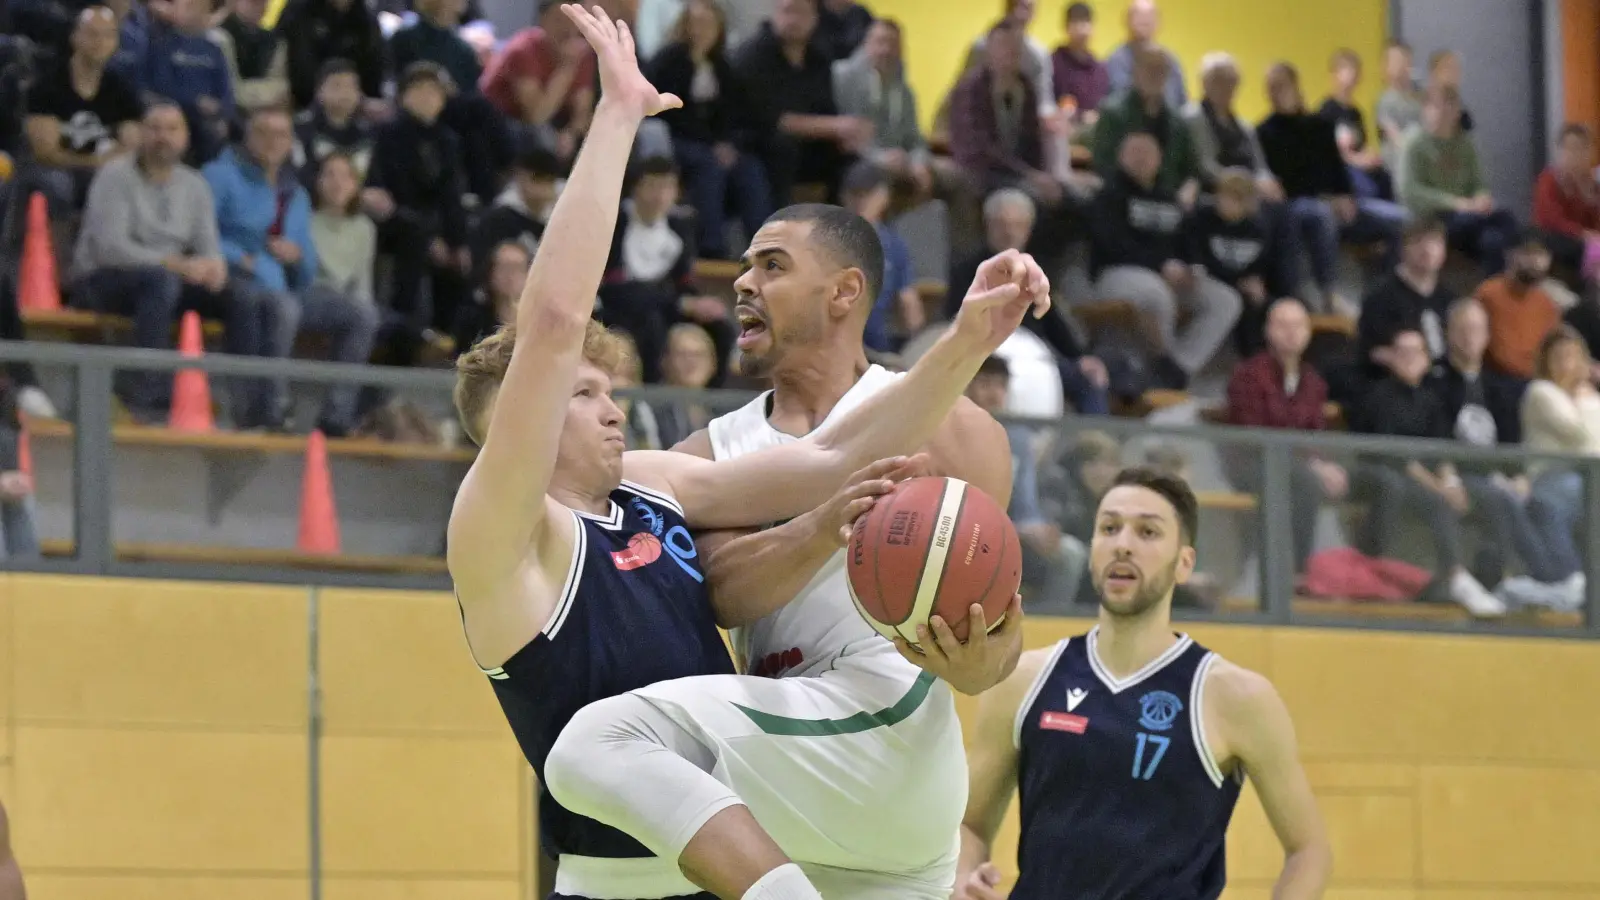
<box><xmin>736</xmin><ymin>307</ymin><xmax>829</xmax><ymax>379</ymax></box>
<box><xmin>1093</xmin><ymin>553</ymin><xmax>1179</xmax><ymax>618</ymax></box>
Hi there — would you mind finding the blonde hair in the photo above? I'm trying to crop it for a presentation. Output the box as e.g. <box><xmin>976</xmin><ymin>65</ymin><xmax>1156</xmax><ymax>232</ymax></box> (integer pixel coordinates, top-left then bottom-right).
<box><xmin>453</xmin><ymin>319</ymin><xmax>635</xmax><ymax>446</ymax></box>
<box><xmin>1215</xmin><ymin>167</ymin><xmax>1257</xmax><ymax>201</ymax></box>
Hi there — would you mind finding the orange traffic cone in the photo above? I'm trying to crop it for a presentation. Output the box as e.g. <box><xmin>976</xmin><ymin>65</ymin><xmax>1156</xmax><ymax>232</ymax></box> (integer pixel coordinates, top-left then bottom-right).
<box><xmin>19</xmin><ymin>192</ymin><xmax>61</xmax><ymax>313</ymax></box>
<box><xmin>298</xmin><ymin>430</ymin><xmax>340</xmax><ymax>555</ymax></box>
<box><xmin>168</xmin><ymin>311</ymin><xmax>215</xmax><ymax>432</ymax></box>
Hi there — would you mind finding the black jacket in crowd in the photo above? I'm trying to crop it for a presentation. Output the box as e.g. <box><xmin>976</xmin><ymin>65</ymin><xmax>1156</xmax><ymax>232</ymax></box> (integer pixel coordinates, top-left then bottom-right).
<box><xmin>948</xmin><ymin>249</ymin><xmax>1085</xmax><ymax>360</ymax></box>
<box><xmin>647</xmin><ymin>42</ymin><xmax>756</xmax><ymax>149</ymax></box>
<box><xmin>1256</xmin><ymin>110</ymin><xmax>1352</xmax><ymax>200</ymax></box>
<box><xmin>365</xmin><ymin>111</ymin><xmax>469</xmax><ymax>247</ymax></box>
<box><xmin>1356</xmin><ymin>273</ymin><xmax>1455</xmax><ymax>380</ymax></box>
<box><xmin>1088</xmin><ymin>171</ymin><xmax>1190</xmax><ymax>277</ymax></box>
<box><xmin>276</xmin><ymin>0</ymin><xmax>387</xmax><ymax>107</ymax></box>
<box><xmin>1187</xmin><ymin>199</ymin><xmax>1282</xmax><ymax>291</ymax></box>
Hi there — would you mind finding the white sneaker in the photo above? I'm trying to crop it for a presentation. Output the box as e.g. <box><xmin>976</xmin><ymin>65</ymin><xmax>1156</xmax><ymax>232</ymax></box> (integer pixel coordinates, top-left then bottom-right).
<box><xmin>1493</xmin><ymin>573</ymin><xmax>1583</xmax><ymax>613</ymax></box>
<box><xmin>17</xmin><ymin>386</ymin><xmax>57</xmax><ymax>420</ymax></box>
<box><xmin>1451</xmin><ymin>570</ymin><xmax>1507</xmax><ymax>617</ymax></box>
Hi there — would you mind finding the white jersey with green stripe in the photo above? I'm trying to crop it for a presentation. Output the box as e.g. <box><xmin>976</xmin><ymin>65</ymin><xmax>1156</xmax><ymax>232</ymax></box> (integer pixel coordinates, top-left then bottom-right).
<box><xmin>708</xmin><ymin>364</ymin><xmax>918</xmax><ymax>677</ymax></box>
<box><xmin>700</xmin><ymin>364</ymin><xmax>966</xmax><ymax>890</ymax></box>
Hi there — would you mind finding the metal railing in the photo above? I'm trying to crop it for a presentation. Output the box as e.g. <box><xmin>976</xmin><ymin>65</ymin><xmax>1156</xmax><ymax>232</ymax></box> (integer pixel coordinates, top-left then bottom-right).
<box><xmin>6</xmin><ymin>339</ymin><xmax>1599</xmax><ymax>639</ymax></box>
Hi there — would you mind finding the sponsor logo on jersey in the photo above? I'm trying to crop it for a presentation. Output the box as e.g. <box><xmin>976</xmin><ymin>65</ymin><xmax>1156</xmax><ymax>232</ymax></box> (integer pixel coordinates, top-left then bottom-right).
<box><xmin>1138</xmin><ymin>690</ymin><xmax>1183</xmax><ymax>732</ymax></box>
<box><xmin>612</xmin><ymin>533</ymin><xmax>664</xmax><ymax>570</ymax></box>
<box><xmin>751</xmin><ymin>647</ymin><xmax>805</xmax><ymax>678</ymax></box>
<box><xmin>1041</xmin><ymin>711</ymin><xmax>1088</xmax><ymax>734</ymax></box>
<box><xmin>1066</xmin><ymin>687</ymin><xmax>1088</xmax><ymax>711</ymax></box>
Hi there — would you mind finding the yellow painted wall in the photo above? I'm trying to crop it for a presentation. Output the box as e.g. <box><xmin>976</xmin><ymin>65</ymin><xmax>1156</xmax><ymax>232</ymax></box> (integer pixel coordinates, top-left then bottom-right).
<box><xmin>8</xmin><ymin>574</ymin><xmax>1598</xmax><ymax>899</ymax></box>
<box><xmin>871</xmin><ymin>0</ymin><xmax>1390</xmax><ymax>134</ymax></box>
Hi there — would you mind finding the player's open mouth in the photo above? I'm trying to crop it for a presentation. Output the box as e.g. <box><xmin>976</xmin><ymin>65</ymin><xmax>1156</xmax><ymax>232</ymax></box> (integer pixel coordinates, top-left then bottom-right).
<box><xmin>1104</xmin><ymin>564</ymin><xmax>1139</xmax><ymax>586</ymax></box>
<box><xmin>735</xmin><ymin>306</ymin><xmax>769</xmax><ymax>349</ymax></box>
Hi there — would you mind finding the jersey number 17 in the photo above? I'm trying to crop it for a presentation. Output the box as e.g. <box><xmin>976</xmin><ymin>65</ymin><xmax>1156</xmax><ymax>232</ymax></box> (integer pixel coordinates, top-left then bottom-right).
<box><xmin>1131</xmin><ymin>732</ymin><xmax>1170</xmax><ymax>781</ymax></box>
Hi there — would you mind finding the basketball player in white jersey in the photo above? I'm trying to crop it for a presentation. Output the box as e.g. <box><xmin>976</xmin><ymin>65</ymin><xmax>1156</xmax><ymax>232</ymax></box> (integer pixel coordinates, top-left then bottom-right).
<box><xmin>953</xmin><ymin>468</ymin><xmax>1331</xmax><ymax>899</ymax></box>
<box><xmin>455</xmin><ymin>8</ymin><xmax>1049</xmax><ymax>900</ymax></box>
<box><xmin>543</xmin><ymin>167</ymin><xmax>1038</xmax><ymax>899</ymax></box>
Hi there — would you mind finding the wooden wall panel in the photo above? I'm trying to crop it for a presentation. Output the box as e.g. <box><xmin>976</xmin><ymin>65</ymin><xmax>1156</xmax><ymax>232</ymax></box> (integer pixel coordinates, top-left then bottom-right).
<box><xmin>321</xmin><ymin>878</ymin><xmax>523</xmax><ymax>900</ymax></box>
<box><xmin>12</xmin><ymin>726</ymin><xmax>306</xmax><ymax>871</ymax></box>
<box><xmin>1418</xmin><ymin>765</ymin><xmax>1600</xmax><ymax>885</ymax></box>
<box><xmin>317</xmin><ymin>589</ymin><xmax>504</xmax><ymax>736</ymax></box>
<box><xmin>319</xmin><ymin>735</ymin><xmax>524</xmax><ymax>876</ymax></box>
<box><xmin>25</xmin><ymin>875</ymin><xmax>306</xmax><ymax>900</ymax></box>
<box><xmin>10</xmin><ymin>575</ymin><xmax>306</xmax><ymax>729</ymax></box>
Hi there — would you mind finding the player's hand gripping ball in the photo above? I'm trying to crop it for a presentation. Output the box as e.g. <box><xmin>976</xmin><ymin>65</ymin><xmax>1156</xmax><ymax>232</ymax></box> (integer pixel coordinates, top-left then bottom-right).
<box><xmin>845</xmin><ymin>476</ymin><xmax>1021</xmax><ymax>645</ymax></box>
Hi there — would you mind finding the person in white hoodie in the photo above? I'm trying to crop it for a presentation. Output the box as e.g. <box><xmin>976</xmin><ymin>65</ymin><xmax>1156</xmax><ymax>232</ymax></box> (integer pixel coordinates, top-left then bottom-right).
<box><xmin>1510</xmin><ymin>325</ymin><xmax>1600</xmax><ymax>610</ymax></box>
<box><xmin>306</xmin><ymin>150</ymin><xmax>381</xmax><ymax>435</ymax></box>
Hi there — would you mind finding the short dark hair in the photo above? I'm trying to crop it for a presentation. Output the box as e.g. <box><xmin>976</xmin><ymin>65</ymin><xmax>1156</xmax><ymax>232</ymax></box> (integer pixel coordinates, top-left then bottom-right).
<box><xmin>514</xmin><ymin>145</ymin><xmax>564</xmax><ymax>179</ymax></box>
<box><xmin>1066</xmin><ymin>1</ymin><xmax>1093</xmax><ymax>23</ymax></box>
<box><xmin>977</xmin><ymin>355</ymin><xmax>1010</xmax><ymax>378</ymax></box>
<box><xmin>1512</xmin><ymin>226</ymin><xmax>1548</xmax><ymax>252</ymax></box>
<box><xmin>634</xmin><ymin>155</ymin><xmax>679</xmax><ymax>180</ymax></box>
<box><xmin>1402</xmin><ymin>215</ymin><xmax>1446</xmax><ymax>245</ymax></box>
<box><xmin>316</xmin><ymin>57</ymin><xmax>359</xmax><ymax>86</ymax></box>
<box><xmin>762</xmin><ymin>204</ymin><xmax>885</xmax><ymax>309</ymax></box>
<box><xmin>1111</xmin><ymin>466</ymin><xmax>1199</xmax><ymax>547</ymax></box>
<box><xmin>399</xmin><ymin>61</ymin><xmax>454</xmax><ymax>95</ymax></box>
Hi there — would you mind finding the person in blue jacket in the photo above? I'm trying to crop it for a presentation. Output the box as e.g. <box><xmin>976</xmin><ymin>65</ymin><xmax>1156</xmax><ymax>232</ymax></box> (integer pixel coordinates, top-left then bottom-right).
<box><xmin>203</xmin><ymin>105</ymin><xmax>314</xmax><ymax>430</ymax></box>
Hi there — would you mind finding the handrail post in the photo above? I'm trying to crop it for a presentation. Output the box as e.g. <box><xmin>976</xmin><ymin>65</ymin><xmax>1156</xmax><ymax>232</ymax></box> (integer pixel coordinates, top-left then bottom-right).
<box><xmin>72</xmin><ymin>359</ymin><xmax>116</xmax><ymax>572</ymax></box>
<box><xmin>1586</xmin><ymin>460</ymin><xmax>1600</xmax><ymax>636</ymax></box>
<box><xmin>1260</xmin><ymin>443</ymin><xmax>1295</xmax><ymax>624</ymax></box>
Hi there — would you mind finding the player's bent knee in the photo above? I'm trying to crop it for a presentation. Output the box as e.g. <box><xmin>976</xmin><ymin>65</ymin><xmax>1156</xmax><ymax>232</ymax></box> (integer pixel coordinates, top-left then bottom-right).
<box><xmin>544</xmin><ymin>694</ymin><xmax>643</xmax><ymax>812</ymax></box>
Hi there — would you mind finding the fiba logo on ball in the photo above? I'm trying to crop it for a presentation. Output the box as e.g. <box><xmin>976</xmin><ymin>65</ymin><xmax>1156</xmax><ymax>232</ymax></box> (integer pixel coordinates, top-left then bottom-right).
<box><xmin>845</xmin><ymin>476</ymin><xmax>1021</xmax><ymax>645</ymax></box>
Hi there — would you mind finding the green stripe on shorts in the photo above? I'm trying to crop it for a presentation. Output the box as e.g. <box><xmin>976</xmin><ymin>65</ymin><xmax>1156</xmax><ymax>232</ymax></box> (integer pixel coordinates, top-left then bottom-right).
<box><xmin>732</xmin><ymin>671</ymin><xmax>937</xmax><ymax>736</ymax></box>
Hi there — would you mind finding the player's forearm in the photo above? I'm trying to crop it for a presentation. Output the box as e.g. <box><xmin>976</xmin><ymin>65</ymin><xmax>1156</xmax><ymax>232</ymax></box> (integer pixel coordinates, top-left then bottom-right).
<box><xmin>813</xmin><ymin>327</ymin><xmax>990</xmax><ymax>470</ymax></box>
<box><xmin>704</xmin><ymin>512</ymin><xmax>836</xmax><ymax>629</ymax></box>
<box><xmin>1272</xmin><ymin>845</ymin><xmax>1332</xmax><ymax>900</ymax></box>
<box><xmin>515</xmin><ymin>100</ymin><xmax>640</xmax><ymax>332</ymax></box>
<box><xmin>957</xmin><ymin>825</ymin><xmax>991</xmax><ymax>875</ymax></box>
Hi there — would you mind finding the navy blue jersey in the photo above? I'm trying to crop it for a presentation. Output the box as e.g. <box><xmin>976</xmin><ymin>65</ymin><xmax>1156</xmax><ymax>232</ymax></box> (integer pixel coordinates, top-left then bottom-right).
<box><xmin>467</xmin><ymin>480</ymin><xmax>735</xmax><ymax>867</ymax></box>
<box><xmin>1011</xmin><ymin>629</ymin><xmax>1242</xmax><ymax>900</ymax></box>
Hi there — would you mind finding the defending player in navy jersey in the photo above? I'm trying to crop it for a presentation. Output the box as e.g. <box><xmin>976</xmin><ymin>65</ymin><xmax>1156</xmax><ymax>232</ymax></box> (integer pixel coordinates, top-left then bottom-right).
<box><xmin>953</xmin><ymin>468</ymin><xmax>1332</xmax><ymax>900</ymax></box>
<box><xmin>447</xmin><ymin>7</ymin><xmax>1047</xmax><ymax>900</ymax></box>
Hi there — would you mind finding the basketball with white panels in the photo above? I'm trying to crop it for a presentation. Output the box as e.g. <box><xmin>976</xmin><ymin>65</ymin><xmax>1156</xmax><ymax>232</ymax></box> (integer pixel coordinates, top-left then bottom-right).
<box><xmin>845</xmin><ymin>476</ymin><xmax>1021</xmax><ymax>645</ymax></box>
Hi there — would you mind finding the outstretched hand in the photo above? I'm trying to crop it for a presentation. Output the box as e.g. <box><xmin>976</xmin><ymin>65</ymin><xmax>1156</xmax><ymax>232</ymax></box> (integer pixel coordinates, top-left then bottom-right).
<box><xmin>950</xmin><ymin>248</ymin><xmax>1052</xmax><ymax>355</ymax></box>
<box><xmin>894</xmin><ymin>593</ymin><xmax>1025</xmax><ymax>696</ymax></box>
<box><xmin>561</xmin><ymin>4</ymin><xmax>681</xmax><ymax>120</ymax></box>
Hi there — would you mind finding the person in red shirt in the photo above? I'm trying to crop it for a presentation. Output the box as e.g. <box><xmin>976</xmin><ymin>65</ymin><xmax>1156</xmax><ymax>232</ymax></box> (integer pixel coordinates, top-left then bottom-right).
<box><xmin>1225</xmin><ymin>297</ymin><xmax>1346</xmax><ymax>571</ymax></box>
<box><xmin>1532</xmin><ymin>123</ymin><xmax>1600</xmax><ymax>278</ymax></box>
<box><xmin>480</xmin><ymin>0</ymin><xmax>598</xmax><ymax>162</ymax></box>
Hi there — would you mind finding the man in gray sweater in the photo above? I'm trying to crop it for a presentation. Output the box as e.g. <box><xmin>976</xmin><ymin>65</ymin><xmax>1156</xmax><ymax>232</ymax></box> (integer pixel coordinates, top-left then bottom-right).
<box><xmin>73</xmin><ymin>101</ymin><xmax>275</xmax><ymax>422</ymax></box>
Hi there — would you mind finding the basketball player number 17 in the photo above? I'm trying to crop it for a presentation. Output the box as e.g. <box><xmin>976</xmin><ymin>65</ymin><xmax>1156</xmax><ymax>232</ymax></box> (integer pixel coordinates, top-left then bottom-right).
<box><xmin>1131</xmin><ymin>733</ymin><xmax>1170</xmax><ymax>781</ymax></box>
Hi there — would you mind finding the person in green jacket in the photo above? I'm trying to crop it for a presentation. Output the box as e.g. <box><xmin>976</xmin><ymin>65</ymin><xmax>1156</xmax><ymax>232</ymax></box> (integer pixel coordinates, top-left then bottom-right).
<box><xmin>1397</xmin><ymin>84</ymin><xmax>1518</xmax><ymax>275</ymax></box>
<box><xmin>1092</xmin><ymin>44</ymin><xmax>1199</xmax><ymax>207</ymax></box>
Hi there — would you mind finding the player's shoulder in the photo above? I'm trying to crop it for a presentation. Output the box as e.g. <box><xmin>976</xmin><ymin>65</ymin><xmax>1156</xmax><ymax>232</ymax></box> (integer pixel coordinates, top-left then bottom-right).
<box><xmin>981</xmin><ymin>641</ymin><xmax>1066</xmax><ymax>719</ymax></box>
<box><xmin>1202</xmin><ymin>656</ymin><xmax>1293</xmax><ymax>743</ymax></box>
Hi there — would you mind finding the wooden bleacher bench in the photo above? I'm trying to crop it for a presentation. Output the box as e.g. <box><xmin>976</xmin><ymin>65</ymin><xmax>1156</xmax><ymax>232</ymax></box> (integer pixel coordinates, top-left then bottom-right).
<box><xmin>39</xmin><ymin>538</ymin><xmax>447</xmax><ymax>575</ymax></box>
<box><xmin>1199</xmin><ymin>402</ymin><xmax>1346</xmax><ymax>429</ymax></box>
<box><xmin>1309</xmin><ymin>314</ymin><xmax>1356</xmax><ymax>338</ymax></box>
<box><xmin>24</xmin><ymin>307</ymin><xmax>226</xmax><ymax>341</ymax></box>
<box><xmin>25</xmin><ymin>418</ymin><xmax>476</xmax><ymax>464</ymax></box>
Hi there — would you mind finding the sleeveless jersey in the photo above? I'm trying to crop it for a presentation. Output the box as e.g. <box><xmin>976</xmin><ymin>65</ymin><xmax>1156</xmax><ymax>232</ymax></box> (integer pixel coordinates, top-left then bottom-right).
<box><xmin>1011</xmin><ymin>628</ymin><xmax>1242</xmax><ymax>900</ymax></box>
<box><xmin>468</xmin><ymin>481</ymin><xmax>736</xmax><ymax>865</ymax></box>
<box><xmin>706</xmin><ymin>364</ymin><xmax>904</xmax><ymax>675</ymax></box>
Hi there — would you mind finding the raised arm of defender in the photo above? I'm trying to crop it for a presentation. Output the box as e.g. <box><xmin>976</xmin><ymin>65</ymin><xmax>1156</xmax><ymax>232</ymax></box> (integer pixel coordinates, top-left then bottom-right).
<box><xmin>626</xmin><ymin>249</ymin><xmax>1048</xmax><ymax>530</ymax></box>
<box><xmin>447</xmin><ymin>6</ymin><xmax>681</xmax><ymax>597</ymax></box>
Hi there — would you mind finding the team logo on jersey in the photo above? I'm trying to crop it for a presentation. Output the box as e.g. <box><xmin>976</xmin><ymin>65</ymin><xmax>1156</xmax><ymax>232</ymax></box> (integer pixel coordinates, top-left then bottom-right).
<box><xmin>1137</xmin><ymin>690</ymin><xmax>1183</xmax><ymax>732</ymax></box>
<box><xmin>631</xmin><ymin>498</ymin><xmax>665</xmax><ymax>537</ymax></box>
<box><xmin>612</xmin><ymin>533</ymin><xmax>664</xmax><ymax>570</ymax></box>
<box><xmin>1066</xmin><ymin>687</ymin><xmax>1088</xmax><ymax>711</ymax></box>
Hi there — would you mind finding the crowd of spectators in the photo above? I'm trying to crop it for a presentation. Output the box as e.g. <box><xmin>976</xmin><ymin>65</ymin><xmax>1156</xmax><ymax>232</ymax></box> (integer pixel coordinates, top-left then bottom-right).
<box><xmin>2</xmin><ymin>0</ymin><xmax>1600</xmax><ymax>611</ymax></box>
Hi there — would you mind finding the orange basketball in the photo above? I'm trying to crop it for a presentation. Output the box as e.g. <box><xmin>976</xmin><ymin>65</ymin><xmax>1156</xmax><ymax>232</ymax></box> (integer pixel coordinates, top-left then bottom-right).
<box><xmin>845</xmin><ymin>476</ymin><xmax>1020</xmax><ymax>645</ymax></box>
